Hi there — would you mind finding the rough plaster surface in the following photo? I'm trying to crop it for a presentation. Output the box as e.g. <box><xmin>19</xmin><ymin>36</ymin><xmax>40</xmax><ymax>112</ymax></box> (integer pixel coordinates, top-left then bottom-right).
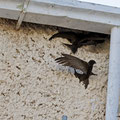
<box><xmin>0</xmin><ymin>19</ymin><xmax>109</xmax><ymax>120</ymax></box>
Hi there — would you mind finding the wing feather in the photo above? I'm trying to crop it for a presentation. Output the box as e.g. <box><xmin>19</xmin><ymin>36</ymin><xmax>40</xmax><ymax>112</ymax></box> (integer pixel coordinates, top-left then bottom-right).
<box><xmin>49</xmin><ymin>32</ymin><xmax>77</xmax><ymax>43</ymax></box>
<box><xmin>55</xmin><ymin>53</ymin><xmax>88</xmax><ymax>74</ymax></box>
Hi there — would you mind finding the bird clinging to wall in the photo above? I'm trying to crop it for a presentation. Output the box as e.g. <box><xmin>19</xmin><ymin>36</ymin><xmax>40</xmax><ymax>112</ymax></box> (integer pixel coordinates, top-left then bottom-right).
<box><xmin>55</xmin><ymin>53</ymin><xmax>97</xmax><ymax>89</ymax></box>
<box><xmin>49</xmin><ymin>31</ymin><xmax>85</xmax><ymax>53</ymax></box>
<box><xmin>49</xmin><ymin>31</ymin><xmax>109</xmax><ymax>54</ymax></box>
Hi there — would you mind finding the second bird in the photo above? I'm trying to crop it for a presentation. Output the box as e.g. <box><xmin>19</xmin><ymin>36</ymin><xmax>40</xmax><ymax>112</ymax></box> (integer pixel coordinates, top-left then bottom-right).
<box><xmin>49</xmin><ymin>31</ymin><xmax>109</xmax><ymax>53</ymax></box>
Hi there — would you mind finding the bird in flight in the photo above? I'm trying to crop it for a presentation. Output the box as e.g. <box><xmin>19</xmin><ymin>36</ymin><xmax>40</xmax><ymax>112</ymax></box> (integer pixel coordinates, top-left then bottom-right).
<box><xmin>55</xmin><ymin>53</ymin><xmax>97</xmax><ymax>89</ymax></box>
<box><xmin>49</xmin><ymin>31</ymin><xmax>109</xmax><ymax>53</ymax></box>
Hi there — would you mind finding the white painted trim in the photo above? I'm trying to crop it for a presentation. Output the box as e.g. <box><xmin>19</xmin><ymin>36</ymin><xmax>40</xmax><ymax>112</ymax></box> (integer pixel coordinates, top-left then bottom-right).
<box><xmin>0</xmin><ymin>0</ymin><xmax>120</xmax><ymax>33</ymax></box>
<box><xmin>105</xmin><ymin>27</ymin><xmax>120</xmax><ymax>120</ymax></box>
<box><xmin>0</xmin><ymin>0</ymin><xmax>23</xmax><ymax>20</ymax></box>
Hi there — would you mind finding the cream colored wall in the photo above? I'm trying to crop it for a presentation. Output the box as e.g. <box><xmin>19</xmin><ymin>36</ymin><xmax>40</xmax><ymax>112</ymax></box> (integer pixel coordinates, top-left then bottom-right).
<box><xmin>0</xmin><ymin>19</ymin><xmax>109</xmax><ymax>120</ymax></box>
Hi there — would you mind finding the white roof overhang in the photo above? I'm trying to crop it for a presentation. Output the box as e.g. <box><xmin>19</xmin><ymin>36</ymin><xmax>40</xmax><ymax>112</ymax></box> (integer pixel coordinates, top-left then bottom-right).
<box><xmin>0</xmin><ymin>0</ymin><xmax>120</xmax><ymax>33</ymax></box>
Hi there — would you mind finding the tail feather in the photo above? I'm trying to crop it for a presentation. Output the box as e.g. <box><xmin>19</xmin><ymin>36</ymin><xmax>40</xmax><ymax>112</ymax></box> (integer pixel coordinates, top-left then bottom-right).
<box><xmin>62</xmin><ymin>43</ymin><xmax>78</xmax><ymax>53</ymax></box>
<box><xmin>74</xmin><ymin>71</ymin><xmax>89</xmax><ymax>89</ymax></box>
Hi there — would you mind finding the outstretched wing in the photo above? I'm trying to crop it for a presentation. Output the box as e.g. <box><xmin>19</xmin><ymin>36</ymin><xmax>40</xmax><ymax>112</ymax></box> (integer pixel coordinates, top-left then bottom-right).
<box><xmin>49</xmin><ymin>32</ymin><xmax>77</xmax><ymax>43</ymax></box>
<box><xmin>55</xmin><ymin>53</ymin><xmax>88</xmax><ymax>74</ymax></box>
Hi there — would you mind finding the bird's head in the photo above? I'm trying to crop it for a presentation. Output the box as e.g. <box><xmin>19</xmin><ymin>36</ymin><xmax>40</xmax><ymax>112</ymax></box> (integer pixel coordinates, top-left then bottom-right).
<box><xmin>88</xmin><ymin>60</ymin><xmax>96</xmax><ymax>66</ymax></box>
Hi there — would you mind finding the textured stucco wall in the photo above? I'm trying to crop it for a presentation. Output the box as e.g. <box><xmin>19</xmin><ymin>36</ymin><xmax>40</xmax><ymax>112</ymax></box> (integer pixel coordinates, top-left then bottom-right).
<box><xmin>0</xmin><ymin>19</ymin><xmax>109</xmax><ymax>120</ymax></box>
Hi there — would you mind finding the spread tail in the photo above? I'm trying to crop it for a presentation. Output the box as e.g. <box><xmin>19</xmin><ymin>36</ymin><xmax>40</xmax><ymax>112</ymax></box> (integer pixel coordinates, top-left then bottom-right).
<box><xmin>74</xmin><ymin>70</ymin><xmax>89</xmax><ymax>89</ymax></box>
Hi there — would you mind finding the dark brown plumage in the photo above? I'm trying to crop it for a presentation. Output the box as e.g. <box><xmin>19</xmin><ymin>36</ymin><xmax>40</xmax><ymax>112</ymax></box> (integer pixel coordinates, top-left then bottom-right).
<box><xmin>74</xmin><ymin>70</ymin><xmax>96</xmax><ymax>89</ymax></box>
<box><xmin>49</xmin><ymin>32</ymin><xmax>84</xmax><ymax>53</ymax></box>
<box><xmin>49</xmin><ymin>32</ymin><xmax>78</xmax><ymax>43</ymax></box>
<box><xmin>49</xmin><ymin>31</ymin><xmax>109</xmax><ymax>53</ymax></box>
<box><xmin>55</xmin><ymin>53</ymin><xmax>97</xmax><ymax>89</ymax></box>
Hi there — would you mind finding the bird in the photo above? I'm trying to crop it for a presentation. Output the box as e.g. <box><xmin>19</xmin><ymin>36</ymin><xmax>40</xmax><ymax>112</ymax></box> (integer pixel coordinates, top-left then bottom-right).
<box><xmin>49</xmin><ymin>31</ymin><xmax>85</xmax><ymax>53</ymax></box>
<box><xmin>49</xmin><ymin>31</ymin><xmax>109</xmax><ymax>54</ymax></box>
<box><xmin>55</xmin><ymin>53</ymin><xmax>96</xmax><ymax>89</ymax></box>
